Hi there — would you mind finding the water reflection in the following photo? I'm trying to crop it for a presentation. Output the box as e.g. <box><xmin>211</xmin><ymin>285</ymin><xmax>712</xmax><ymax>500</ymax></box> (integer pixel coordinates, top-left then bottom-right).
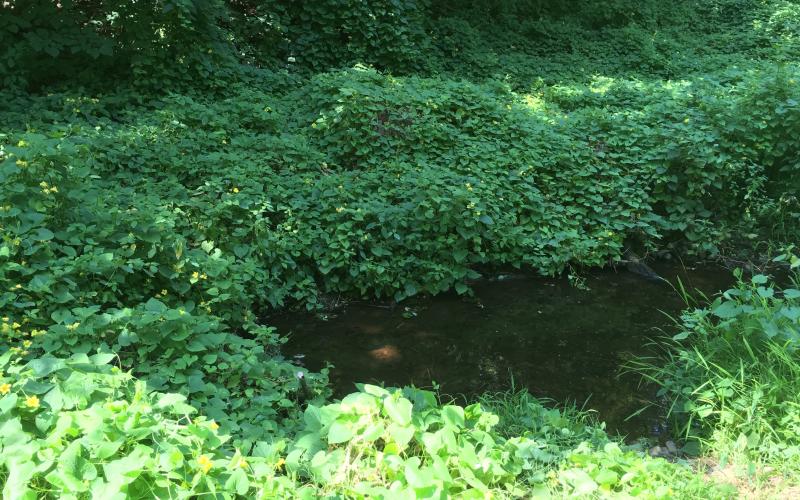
<box><xmin>273</xmin><ymin>262</ymin><xmax>733</xmax><ymax>436</ymax></box>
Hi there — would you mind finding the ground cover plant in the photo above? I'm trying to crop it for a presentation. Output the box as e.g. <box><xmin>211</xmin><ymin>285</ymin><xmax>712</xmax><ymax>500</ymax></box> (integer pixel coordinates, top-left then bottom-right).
<box><xmin>1</xmin><ymin>0</ymin><xmax>799</xmax><ymax>497</ymax></box>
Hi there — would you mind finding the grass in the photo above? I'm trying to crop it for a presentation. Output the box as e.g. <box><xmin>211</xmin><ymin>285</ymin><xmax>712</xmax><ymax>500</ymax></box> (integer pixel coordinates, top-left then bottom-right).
<box><xmin>628</xmin><ymin>270</ymin><xmax>800</xmax><ymax>490</ymax></box>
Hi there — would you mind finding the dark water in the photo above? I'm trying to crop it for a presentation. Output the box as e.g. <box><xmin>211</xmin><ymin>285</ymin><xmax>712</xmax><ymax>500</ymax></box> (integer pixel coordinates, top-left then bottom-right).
<box><xmin>273</xmin><ymin>262</ymin><xmax>733</xmax><ymax>437</ymax></box>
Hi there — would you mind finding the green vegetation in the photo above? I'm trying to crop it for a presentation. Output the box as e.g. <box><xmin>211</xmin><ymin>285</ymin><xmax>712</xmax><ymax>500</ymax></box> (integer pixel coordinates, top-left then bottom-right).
<box><xmin>630</xmin><ymin>269</ymin><xmax>800</xmax><ymax>480</ymax></box>
<box><xmin>1</xmin><ymin>356</ymin><xmax>734</xmax><ymax>498</ymax></box>
<box><xmin>1</xmin><ymin>0</ymin><xmax>799</xmax><ymax>497</ymax></box>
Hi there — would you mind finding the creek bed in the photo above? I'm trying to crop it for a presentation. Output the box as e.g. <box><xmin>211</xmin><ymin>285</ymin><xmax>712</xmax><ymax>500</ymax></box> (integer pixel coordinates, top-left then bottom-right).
<box><xmin>272</xmin><ymin>262</ymin><xmax>733</xmax><ymax>437</ymax></box>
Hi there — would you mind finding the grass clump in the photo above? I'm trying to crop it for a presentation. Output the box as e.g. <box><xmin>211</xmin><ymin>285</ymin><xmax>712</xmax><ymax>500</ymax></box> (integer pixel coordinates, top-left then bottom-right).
<box><xmin>630</xmin><ymin>269</ymin><xmax>800</xmax><ymax>484</ymax></box>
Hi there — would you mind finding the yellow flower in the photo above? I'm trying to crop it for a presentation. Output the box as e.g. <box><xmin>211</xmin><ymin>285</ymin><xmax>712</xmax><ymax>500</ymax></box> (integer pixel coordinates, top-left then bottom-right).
<box><xmin>15</xmin><ymin>159</ymin><xmax>28</xmax><ymax>168</ymax></box>
<box><xmin>209</xmin><ymin>421</ymin><xmax>219</xmax><ymax>430</ymax></box>
<box><xmin>197</xmin><ymin>454</ymin><xmax>213</xmax><ymax>474</ymax></box>
<box><xmin>274</xmin><ymin>458</ymin><xmax>286</xmax><ymax>470</ymax></box>
<box><xmin>25</xmin><ymin>395</ymin><xmax>39</xmax><ymax>408</ymax></box>
<box><xmin>160</xmin><ymin>289</ymin><xmax>168</xmax><ymax>296</ymax></box>
<box><xmin>192</xmin><ymin>271</ymin><xmax>200</xmax><ymax>280</ymax></box>
<box><xmin>231</xmin><ymin>187</ymin><xmax>239</xmax><ymax>193</ymax></box>
<box><xmin>0</xmin><ymin>383</ymin><xmax>10</xmax><ymax>395</ymax></box>
<box><xmin>336</xmin><ymin>207</ymin><xmax>344</xmax><ymax>213</ymax></box>
<box><xmin>66</xmin><ymin>322</ymin><xmax>80</xmax><ymax>331</ymax></box>
<box><xmin>11</xmin><ymin>322</ymin><xmax>20</xmax><ymax>329</ymax></box>
<box><xmin>201</xmin><ymin>273</ymin><xmax>207</xmax><ymax>280</ymax></box>
<box><xmin>237</xmin><ymin>458</ymin><xmax>248</xmax><ymax>469</ymax></box>
<box><xmin>22</xmin><ymin>340</ymin><xmax>31</xmax><ymax>348</ymax></box>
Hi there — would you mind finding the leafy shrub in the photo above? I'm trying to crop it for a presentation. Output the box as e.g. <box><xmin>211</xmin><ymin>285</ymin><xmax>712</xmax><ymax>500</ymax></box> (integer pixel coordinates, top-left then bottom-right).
<box><xmin>283</xmin><ymin>385</ymin><xmax>728</xmax><ymax>498</ymax></box>
<box><xmin>4</xmin><ymin>59</ymin><xmax>799</xmax><ymax>303</ymax></box>
<box><xmin>0</xmin><ymin>129</ymin><xmax>329</xmax><ymax>446</ymax></box>
<box><xmin>0</xmin><ymin>351</ymin><xmax>308</xmax><ymax>499</ymax></box>
<box><xmin>478</xmin><ymin>389</ymin><xmax>608</xmax><ymax>449</ymax></box>
<box><xmin>1</xmin><ymin>357</ymin><xmax>728</xmax><ymax>498</ymax></box>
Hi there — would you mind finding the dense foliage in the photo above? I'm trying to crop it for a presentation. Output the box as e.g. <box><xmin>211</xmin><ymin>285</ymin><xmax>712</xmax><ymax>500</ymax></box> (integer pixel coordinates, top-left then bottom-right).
<box><xmin>2</xmin><ymin>0</ymin><xmax>800</xmax><ymax>496</ymax></box>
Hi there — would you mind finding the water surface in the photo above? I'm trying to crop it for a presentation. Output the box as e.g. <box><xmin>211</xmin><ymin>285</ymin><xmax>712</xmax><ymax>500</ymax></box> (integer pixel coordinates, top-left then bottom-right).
<box><xmin>274</xmin><ymin>262</ymin><xmax>733</xmax><ymax>436</ymax></box>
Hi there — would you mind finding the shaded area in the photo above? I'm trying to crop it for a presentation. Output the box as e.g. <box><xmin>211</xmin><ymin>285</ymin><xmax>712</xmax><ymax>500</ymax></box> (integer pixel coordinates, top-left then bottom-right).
<box><xmin>275</xmin><ymin>262</ymin><xmax>733</xmax><ymax>437</ymax></box>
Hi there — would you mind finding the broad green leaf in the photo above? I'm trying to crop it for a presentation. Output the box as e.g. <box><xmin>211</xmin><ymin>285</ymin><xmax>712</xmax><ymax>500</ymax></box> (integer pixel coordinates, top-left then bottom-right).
<box><xmin>28</xmin><ymin>357</ymin><xmax>64</xmax><ymax>377</ymax></box>
<box><xmin>383</xmin><ymin>397</ymin><xmax>413</xmax><ymax>426</ymax></box>
<box><xmin>441</xmin><ymin>405</ymin><xmax>465</xmax><ymax>428</ymax></box>
<box><xmin>327</xmin><ymin>421</ymin><xmax>354</xmax><ymax>444</ymax></box>
<box><xmin>387</xmin><ymin>422</ymin><xmax>414</xmax><ymax>447</ymax></box>
<box><xmin>3</xmin><ymin>459</ymin><xmax>36</xmax><ymax>500</ymax></box>
<box><xmin>0</xmin><ymin>394</ymin><xmax>18</xmax><ymax>414</ymax></box>
<box><xmin>33</xmin><ymin>228</ymin><xmax>54</xmax><ymax>241</ymax></box>
<box><xmin>712</xmin><ymin>301</ymin><xmax>741</xmax><ymax>319</ymax></box>
<box><xmin>144</xmin><ymin>298</ymin><xmax>167</xmax><ymax>313</ymax></box>
<box><xmin>224</xmin><ymin>468</ymin><xmax>251</xmax><ymax>495</ymax></box>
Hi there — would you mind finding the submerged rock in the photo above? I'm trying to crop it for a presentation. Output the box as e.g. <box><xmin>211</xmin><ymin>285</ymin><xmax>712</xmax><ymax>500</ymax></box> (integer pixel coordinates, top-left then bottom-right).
<box><xmin>620</xmin><ymin>251</ymin><xmax>667</xmax><ymax>283</ymax></box>
<box><xmin>649</xmin><ymin>440</ymin><xmax>680</xmax><ymax>459</ymax></box>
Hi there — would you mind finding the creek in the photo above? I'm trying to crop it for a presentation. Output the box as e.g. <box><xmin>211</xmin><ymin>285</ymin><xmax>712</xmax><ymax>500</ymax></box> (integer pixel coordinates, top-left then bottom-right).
<box><xmin>273</xmin><ymin>262</ymin><xmax>733</xmax><ymax>437</ymax></box>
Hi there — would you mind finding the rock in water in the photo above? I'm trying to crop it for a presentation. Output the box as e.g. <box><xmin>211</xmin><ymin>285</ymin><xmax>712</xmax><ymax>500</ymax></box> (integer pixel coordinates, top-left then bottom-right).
<box><xmin>623</xmin><ymin>251</ymin><xmax>666</xmax><ymax>283</ymax></box>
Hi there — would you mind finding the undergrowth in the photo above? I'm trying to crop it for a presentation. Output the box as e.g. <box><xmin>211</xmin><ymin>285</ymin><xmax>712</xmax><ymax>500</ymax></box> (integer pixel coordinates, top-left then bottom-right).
<box><xmin>1</xmin><ymin>0</ymin><xmax>799</xmax><ymax>497</ymax></box>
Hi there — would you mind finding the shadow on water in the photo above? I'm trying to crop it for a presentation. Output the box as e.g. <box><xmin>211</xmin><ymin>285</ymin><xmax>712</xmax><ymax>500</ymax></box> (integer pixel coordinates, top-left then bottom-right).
<box><xmin>272</xmin><ymin>262</ymin><xmax>734</xmax><ymax>438</ymax></box>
